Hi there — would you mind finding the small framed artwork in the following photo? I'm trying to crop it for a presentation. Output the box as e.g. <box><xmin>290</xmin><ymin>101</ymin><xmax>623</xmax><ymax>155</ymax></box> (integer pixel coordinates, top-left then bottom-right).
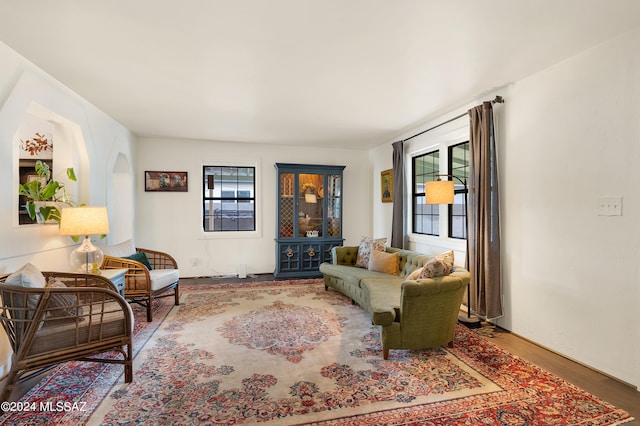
<box><xmin>145</xmin><ymin>171</ymin><xmax>188</xmax><ymax>192</ymax></box>
<box><xmin>381</xmin><ymin>169</ymin><xmax>393</xmax><ymax>203</ymax></box>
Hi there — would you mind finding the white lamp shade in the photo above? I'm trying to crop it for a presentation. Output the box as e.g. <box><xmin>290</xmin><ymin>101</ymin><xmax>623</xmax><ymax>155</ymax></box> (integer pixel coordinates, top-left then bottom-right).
<box><xmin>425</xmin><ymin>180</ymin><xmax>455</xmax><ymax>204</ymax></box>
<box><xmin>60</xmin><ymin>206</ymin><xmax>110</xmax><ymax>236</ymax></box>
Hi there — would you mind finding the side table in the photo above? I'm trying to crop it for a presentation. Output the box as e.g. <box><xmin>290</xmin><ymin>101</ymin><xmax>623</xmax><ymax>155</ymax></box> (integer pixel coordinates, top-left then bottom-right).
<box><xmin>100</xmin><ymin>268</ymin><xmax>127</xmax><ymax>297</ymax></box>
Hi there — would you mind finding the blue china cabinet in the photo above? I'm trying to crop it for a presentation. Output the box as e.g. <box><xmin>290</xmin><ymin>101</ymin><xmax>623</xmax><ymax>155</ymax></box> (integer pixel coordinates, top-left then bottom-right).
<box><xmin>274</xmin><ymin>163</ymin><xmax>345</xmax><ymax>278</ymax></box>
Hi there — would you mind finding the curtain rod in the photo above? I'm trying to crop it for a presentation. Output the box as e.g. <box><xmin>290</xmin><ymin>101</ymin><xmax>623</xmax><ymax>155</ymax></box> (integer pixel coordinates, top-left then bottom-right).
<box><xmin>401</xmin><ymin>95</ymin><xmax>504</xmax><ymax>143</ymax></box>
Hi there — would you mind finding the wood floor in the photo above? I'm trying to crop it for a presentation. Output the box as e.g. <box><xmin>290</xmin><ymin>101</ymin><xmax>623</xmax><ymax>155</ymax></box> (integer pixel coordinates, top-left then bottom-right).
<box><xmin>480</xmin><ymin>324</ymin><xmax>640</xmax><ymax>424</ymax></box>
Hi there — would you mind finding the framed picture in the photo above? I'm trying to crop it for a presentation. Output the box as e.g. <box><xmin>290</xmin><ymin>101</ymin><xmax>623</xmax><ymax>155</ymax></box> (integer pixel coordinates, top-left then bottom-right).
<box><xmin>145</xmin><ymin>171</ymin><xmax>188</xmax><ymax>192</ymax></box>
<box><xmin>381</xmin><ymin>169</ymin><xmax>393</xmax><ymax>203</ymax></box>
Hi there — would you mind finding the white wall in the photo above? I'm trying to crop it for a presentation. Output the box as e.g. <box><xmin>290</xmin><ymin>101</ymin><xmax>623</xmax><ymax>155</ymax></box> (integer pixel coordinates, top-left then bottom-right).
<box><xmin>497</xmin><ymin>29</ymin><xmax>640</xmax><ymax>389</ymax></box>
<box><xmin>0</xmin><ymin>42</ymin><xmax>137</xmax><ymax>379</ymax></box>
<box><xmin>371</xmin><ymin>29</ymin><xmax>640</xmax><ymax>389</ymax></box>
<box><xmin>135</xmin><ymin>137</ymin><xmax>373</xmax><ymax>278</ymax></box>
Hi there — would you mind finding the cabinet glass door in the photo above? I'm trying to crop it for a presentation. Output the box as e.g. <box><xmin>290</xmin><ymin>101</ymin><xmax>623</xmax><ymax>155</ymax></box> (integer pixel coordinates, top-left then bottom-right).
<box><xmin>299</xmin><ymin>173</ymin><xmax>323</xmax><ymax>238</ymax></box>
<box><xmin>326</xmin><ymin>174</ymin><xmax>341</xmax><ymax>237</ymax></box>
<box><xmin>279</xmin><ymin>172</ymin><xmax>294</xmax><ymax>238</ymax></box>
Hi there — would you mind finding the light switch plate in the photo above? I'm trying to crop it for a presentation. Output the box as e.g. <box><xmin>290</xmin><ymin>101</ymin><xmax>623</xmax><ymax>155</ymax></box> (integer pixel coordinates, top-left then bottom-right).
<box><xmin>597</xmin><ymin>197</ymin><xmax>622</xmax><ymax>216</ymax></box>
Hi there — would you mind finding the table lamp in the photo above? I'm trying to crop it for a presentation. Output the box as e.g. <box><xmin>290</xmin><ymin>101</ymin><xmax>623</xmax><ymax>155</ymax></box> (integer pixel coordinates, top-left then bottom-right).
<box><xmin>59</xmin><ymin>206</ymin><xmax>110</xmax><ymax>274</ymax></box>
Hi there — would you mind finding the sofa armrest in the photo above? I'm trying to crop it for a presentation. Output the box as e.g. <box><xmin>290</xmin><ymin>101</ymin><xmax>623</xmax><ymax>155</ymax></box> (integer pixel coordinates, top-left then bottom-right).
<box><xmin>332</xmin><ymin>246</ymin><xmax>359</xmax><ymax>266</ymax></box>
<box><xmin>136</xmin><ymin>247</ymin><xmax>178</xmax><ymax>270</ymax></box>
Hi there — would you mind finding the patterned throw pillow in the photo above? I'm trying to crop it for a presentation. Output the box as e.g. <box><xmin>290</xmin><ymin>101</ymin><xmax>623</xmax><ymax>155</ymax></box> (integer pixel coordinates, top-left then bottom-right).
<box><xmin>368</xmin><ymin>250</ymin><xmax>399</xmax><ymax>275</ymax></box>
<box><xmin>439</xmin><ymin>250</ymin><xmax>455</xmax><ymax>270</ymax></box>
<box><xmin>46</xmin><ymin>278</ymin><xmax>84</xmax><ymax>318</ymax></box>
<box><xmin>355</xmin><ymin>236</ymin><xmax>387</xmax><ymax>268</ymax></box>
<box><xmin>418</xmin><ymin>250</ymin><xmax>455</xmax><ymax>279</ymax></box>
<box><xmin>406</xmin><ymin>267</ymin><xmax>423</xmax><ymax>280</ymax></box>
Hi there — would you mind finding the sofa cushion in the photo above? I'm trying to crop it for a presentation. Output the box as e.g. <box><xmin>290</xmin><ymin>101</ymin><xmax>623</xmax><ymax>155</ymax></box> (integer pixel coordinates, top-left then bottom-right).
<box><xmin>355</xmin><ymin>236</ymin><xmax>386</xmax><ymax>268</ymax></box>
<box><xmin>360</xmin><ymin>278</ymin><xmax>404</xmax><ymax>326</ymax></box>
<box><xmin>102</xmin><ymin>239</ymin><xmax>136</xmax><ymax>258</ymax></box>
<box><xmin>149</xmin><ymin>269</ymin><xmax>179</xmax><ymax>291</ymax></box>
<box><xmin>368</xmin><ymin>250</ymin><xmax>399</xmax><ymax>275</ymax></box>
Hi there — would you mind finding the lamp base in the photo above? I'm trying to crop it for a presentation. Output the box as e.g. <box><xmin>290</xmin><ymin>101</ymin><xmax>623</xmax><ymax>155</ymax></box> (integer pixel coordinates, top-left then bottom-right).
<box><xmin>70</xmin><ymin>236</ymin><xmax>104</xmax><ymax>274</ymax></box>
<box><xmin>458</xmin><ymin>314</ymin><xmax>482</xmax><ymax>329</ymax></box>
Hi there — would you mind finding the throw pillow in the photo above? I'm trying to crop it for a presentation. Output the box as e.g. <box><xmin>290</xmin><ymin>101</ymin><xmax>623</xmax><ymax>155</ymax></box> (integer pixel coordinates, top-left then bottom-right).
<box><xmin>418</xmin><ymin>255</ymin><xmax>454</xmax><ymax>279</ymax></box>
<box><xmin>439</xmin><ymin>250</ymin><xmax>455</xmax><ymax>270</ymax></box>
<box><xmin>125</xmin><ymin>251</ymin><xmax>153</xmax><ymax>270</ymax></box>
<box><xmin>406</xmin><ymin>267</ymin><xmax>423</xmax><ymax>280</ymax></box>
<box><xmin>101</xmin><ymin>239</ymin><xmax>136</xmax><ymax>258</ymax></box>
<box><xmin>46</xmin><ymin>278</ymin><xmax>84</xmax><ymax>318</ymax></box>
<box><xmin>5</xmin><ymin>263</ymin><xmax>47</xmax><ymax>329</ymax></box>
<box><xmin>355</xmin><ymin>236</ymin><xmax>387</xmax><ymax>268</ymax></box>
<box><xmin>5</xmin><ymin>262</ymin><xmax>46</xmax><ymax>290</ymax></box>
<box><xmin>368</xmin><ymin>250</ymin><xmax>399</xmax><ymax>275</ymax></box>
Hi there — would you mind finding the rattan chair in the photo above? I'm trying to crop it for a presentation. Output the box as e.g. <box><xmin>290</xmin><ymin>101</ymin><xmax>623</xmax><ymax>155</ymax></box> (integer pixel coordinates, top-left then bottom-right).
<box><xmin>101</xmin><ymin>242</ymin><xmax>179</xmax><ymax>322</ymax></box>
<box><xmin>0</xmin><ymin>271</ymin><xmax>133</xmax><ymax>404</ymax></box>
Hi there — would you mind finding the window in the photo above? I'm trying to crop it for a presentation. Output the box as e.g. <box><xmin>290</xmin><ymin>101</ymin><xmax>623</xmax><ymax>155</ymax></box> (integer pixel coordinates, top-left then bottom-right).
<box><xmin>448</xmin><ymin>142</ymin><xmax>469</xmax><ymax>239</ymax></box>
<box><xmin>203</xmin><ymin>166</ymin><xmax>255</xmax><ymax>232</ymax></box>
<box><xmin>412</xmin><ymin>150</ymin><xmax>440</xmax><ymax>236</ymax></box>
<box><xmin>411</xmin><ymin>141</ymin><xmax>469</xmax><ymax>239</ymax></box>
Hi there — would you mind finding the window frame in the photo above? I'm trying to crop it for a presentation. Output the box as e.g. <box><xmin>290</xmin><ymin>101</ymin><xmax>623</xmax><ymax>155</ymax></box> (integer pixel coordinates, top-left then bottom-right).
<box><xmin>406</xmin><ymin>118</ymin><xmax>469</xmax><ymax>252</ymax></box>
<box><xmin>412</xmin><ymin>150</ymin><xmax>440</xmax><ymax>236</ymax></box>
<box><xmin>202</xmin><ymin>164</ymin><xmax>258</xmax><ymax>234</ymax></box>
<box><xmin>447</xmin><ymin>141</ymin><xmax>469</xmax><ymax>239</ymax></box>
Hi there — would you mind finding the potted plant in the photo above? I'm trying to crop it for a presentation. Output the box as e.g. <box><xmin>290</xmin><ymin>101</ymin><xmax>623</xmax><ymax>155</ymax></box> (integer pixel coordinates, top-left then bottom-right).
<box><xmin>18</xmin><ymin>160</ymin><xmax>77</xmax><ymax>224</ymax></box>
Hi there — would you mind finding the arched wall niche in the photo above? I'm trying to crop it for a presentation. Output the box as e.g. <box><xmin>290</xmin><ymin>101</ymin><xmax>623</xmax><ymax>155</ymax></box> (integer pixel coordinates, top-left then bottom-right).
<box><xmin>14</xmin><ymin>101</ymin><xmax>90</xmax><ymax>226</ymax></box>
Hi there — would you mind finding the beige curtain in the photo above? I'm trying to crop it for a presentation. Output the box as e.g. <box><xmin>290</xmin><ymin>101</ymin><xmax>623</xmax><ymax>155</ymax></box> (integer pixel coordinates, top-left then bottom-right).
<box><xmin>468</xmin><ymin>102</ymin><xmax>502</xmax><ymax>320</ymax></box>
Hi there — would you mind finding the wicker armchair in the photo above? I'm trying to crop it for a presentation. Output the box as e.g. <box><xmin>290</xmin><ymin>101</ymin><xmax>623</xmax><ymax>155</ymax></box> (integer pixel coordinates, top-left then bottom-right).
<box><xmin>101</xmin><ymin>241</ymin><xmax>179</xmax><ymax>322</ymax></box>
<box><xmin>0</xmin><ymin>271</ymin><xmax>133</xmax><ymax>403</ymax></box>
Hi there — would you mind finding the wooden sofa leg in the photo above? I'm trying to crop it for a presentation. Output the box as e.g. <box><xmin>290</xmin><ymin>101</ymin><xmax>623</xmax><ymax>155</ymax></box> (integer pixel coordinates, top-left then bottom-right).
<box><xmin>383</xmin><ymin>348</ymin><xmax>389</xmax><ymax>360</ymax></box>
<box><xmin>447</xmin><ymin>340</ymin><xmax>454</xmax><ymax>348</ymax></box>
<box><xmin>174</xmin><ymin>285</ymin><xmax>180</xmax><ymax>306</ymax></box>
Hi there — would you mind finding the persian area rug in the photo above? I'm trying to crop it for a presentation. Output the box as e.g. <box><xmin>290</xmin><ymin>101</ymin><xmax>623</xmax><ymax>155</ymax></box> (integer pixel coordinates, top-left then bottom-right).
<box><xmin>89</xmin><ymin>279</ymin><xmax>631</xmax><ymax>426</ymax></box>
<box><xmin>1</xmin><ymin>279</ymin><xmax>632</xmax><ymax>425</ymax></box>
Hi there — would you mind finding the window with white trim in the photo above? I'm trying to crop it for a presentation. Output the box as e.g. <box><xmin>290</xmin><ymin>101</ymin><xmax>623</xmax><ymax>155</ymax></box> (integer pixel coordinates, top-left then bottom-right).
<box><xmin>203</xmin><ymin>166</ymin><xmax>255</xmax><ymax>232</ymax></box>
<box><xmin>412</xmin><ymin>150</ymin><xmax>439</xmax><ymax>236</ymax></box>
<box><xmin>411</xmin><ymin>141</ymin><xmax>469</xmax><ymax>238</ymax></box>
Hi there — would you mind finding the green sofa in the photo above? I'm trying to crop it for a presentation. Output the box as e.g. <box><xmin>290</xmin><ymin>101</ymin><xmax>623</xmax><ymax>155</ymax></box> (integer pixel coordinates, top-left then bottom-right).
<box><xmin>319</xmin><ymin>246</ymin><xmax>470</xmax><ymax>359</ymax></box>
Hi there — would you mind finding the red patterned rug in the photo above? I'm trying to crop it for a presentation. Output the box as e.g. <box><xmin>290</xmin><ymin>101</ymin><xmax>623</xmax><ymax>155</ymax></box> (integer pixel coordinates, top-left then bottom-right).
<box><xmin>1</xmin><ymin>280</ymin><xmax>633</xmax><ymax>425</ymax></box>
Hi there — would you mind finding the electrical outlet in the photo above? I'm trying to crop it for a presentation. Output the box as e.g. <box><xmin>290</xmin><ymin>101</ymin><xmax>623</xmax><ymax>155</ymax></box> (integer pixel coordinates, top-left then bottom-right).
<box><xmin>597</xmin><ymin>197</ymin><xmax>622</xmax><ymax>216</ymax></box>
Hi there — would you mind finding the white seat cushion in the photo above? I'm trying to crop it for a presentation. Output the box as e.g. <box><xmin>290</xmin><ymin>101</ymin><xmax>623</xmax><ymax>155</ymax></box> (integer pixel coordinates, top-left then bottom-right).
<box><xmin>149</xmin><ymin>269</ymin><xmax>179</xmax><ymax>291</ymax></box>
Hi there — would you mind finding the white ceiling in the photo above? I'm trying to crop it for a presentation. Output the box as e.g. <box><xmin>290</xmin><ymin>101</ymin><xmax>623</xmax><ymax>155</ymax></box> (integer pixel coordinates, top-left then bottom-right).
<box><xmin>2</xmin><ymin>1</ymin><xmax>640</xmax><ymax>150</ymax></box>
